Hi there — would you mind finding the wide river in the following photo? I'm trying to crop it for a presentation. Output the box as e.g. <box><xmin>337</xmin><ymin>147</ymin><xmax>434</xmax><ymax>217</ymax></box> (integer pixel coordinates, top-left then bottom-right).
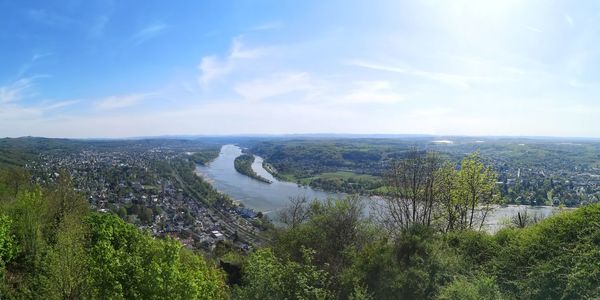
<box><xmin>197</xmin><ymin>144</ymin><xmax>561</xmax><ymax>231</ymax></box>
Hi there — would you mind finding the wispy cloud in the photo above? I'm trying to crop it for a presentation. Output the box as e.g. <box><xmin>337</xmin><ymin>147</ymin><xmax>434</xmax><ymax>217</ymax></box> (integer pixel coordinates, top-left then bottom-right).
<box><xmin>0</xmin><ymin>77</ymin><xmax>37</xmax><ymax>103</ymax></box>
<box><xmin>338</xmin><ymin>81</ymin><xmax>405</xmax><ymax>105</ymax></box>
<box><xmin>234</xmin><ymin>72</ymin><xmax>312</xmax><ymax>100</ymax></box>
<box><xmin>17</xmin><ymin>52</ymin><xmax>53</xmax><ymax>78</ymax></box>
<box><xmin>198</xmin><ymin>37</ymin><xmax>269</xmax><ymax>86</ymax></box>
<box><xmin>94</xmin><ymin>93</ymin><xmax>154</xmax><ymax>110</ymax></box>
<box><xmin>347</xmin><ymin>60</ymin><xmax>501</xmax><ymax>89</ymax></box>
<box><xmin>131</xmin><ymin>22</ymin><xmax>169</xmax><ymax>45</ymax></box>
<box><xmin>42</xmin><ymin>100</ymin><xmax>79</xmax><ymax>110</ymax></box>
<box><xmin>525</xmin><ymin>25</ymin><xmax>543</xmax><ymax>33</ymax></box>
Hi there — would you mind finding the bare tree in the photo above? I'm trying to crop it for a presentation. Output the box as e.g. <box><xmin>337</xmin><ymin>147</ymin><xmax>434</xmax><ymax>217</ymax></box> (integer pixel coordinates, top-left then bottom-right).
<box><xmin>279</xmin><ymin>196</ymin><xmax>311</xmax><ymax>228</ymax></box>
<box><xmin>435</xmin><ymin>162</ymin><xmax>458</xmax><ymax>232</ymax></box>
<box><xmin>377</xmin><ymin>149</ymin><xmax>442</xmax><ymax>233</ymax></box>
<box><xmin>377</xmin><ymin>150</ymin><xmax>499</xmax><ymax>233</ymax></box>
<box><xmin>511</xmin><ymin>209</ymin><xmax>545</xmax><ymax>228</ymax></box>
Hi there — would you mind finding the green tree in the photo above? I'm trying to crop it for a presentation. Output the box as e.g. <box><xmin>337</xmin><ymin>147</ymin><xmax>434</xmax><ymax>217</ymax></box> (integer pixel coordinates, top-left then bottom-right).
<box><xmin>437</xmin><ymin>276</ymin><xmax>502</xmax><ymax>300</ymax></box>
<box><xmin>85</xmin><ymin>213</ymin><xmax>228</xmax><ymax>299</ymax></box>
<box><xmin>45</xmin><ymin>171</ymin><xmax>89</xmax><ymax>244</ymax></box>
<box><xmin>0</xmin><ymin>215</ymin><xmax>16</xmax><ymax>272</ymax></box>
<box><xmin>453</xmin><ymin>152</ymin><xmax>498</xmax><ymax>231</ymax></box>
<box><xmin>42</xmin><ymin>215</ymin><xmax>90</xmax><ymax>299</ymax></box>
<box><xmin>235</xmin><ymin>248</ymin><xmax>331</xmax><ymax>300</ymax></box>
<box><xmin>10</xmin><ymin>188</ymin><xmax>46</xmax><ymax>272</ymax></box>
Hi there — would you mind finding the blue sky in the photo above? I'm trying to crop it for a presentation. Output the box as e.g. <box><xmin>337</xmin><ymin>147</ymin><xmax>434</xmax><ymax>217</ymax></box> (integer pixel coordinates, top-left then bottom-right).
<box><xmin>1</xmin><ymin>0</ymin><xmax>600</xmax><ymax>138</ymax></box>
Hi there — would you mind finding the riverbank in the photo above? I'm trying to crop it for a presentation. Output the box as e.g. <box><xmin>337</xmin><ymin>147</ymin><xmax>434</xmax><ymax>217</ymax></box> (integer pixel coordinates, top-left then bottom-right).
<box><xmin>234</xmin><ymin>154</ymin><xmax>272</xmax><ymax>183</ymax></box>
<box><xmin>261</xmin><ymin>160</ymin><xmax>384</xmax><ymax>196</ymax></box>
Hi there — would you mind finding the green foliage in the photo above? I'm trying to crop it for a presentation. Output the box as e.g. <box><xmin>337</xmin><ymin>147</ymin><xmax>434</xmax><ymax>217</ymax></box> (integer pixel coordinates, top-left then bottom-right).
<box><xmin>11</xmin><ymin>188</ymin><xmax>46</xmax><ymax>272</ymax></box>
<box><xmin>0</xmin><ymin>168</ymin><xmax>229</xmax><ymax>299</ymax></box>
<box><xmin>275</xmin><ymin>197</ymin><xmax>370</xmax><ymax>276</ymax></box>
<box><xmin>235</xmin><ymin>248</ymin><xmax>332</xmax><ymax>300</ymax></box>
<box><xmin>41</xmin><ymin>214</ymin><xmax>90</xmax><ymax>299</ymax></box>
<box><xmin>189</xmin><ymin>149</ymin><xmax>220</xmax><ymax>165</ymax></box>
<box><xmin>437</xmin><ymin>276</ymin><xmax>502</xmax><ymax>300</ymax></box>
<box><xmin>445</xmin><ymin>230</ymin><xmax>498</xmax><ymax>266</ymax></box>
<box><xmin>359</xmin><ymin>225</ymin><xmax>461</xmax><ymax>299</ymax></box>
<box><xmin>262</xmin><ymin>194</ymin><xmax>600</xmax><ymax>299</ymax></box>
<box><xmin>490</xmin><ymin>205</ymin><xmax>600</xmax><ymax>299</ymax></box>
<box><xmin>452</xmin><ymin>152</ymin><xmax>499</xmax><ymax>230</ymax></box>
<box><xmin>300</xmin><ymin>172</ymin><xmax>382</xmax><ymax>195</ymax></box>
<box><xmin>0</xmin><ymin>215</ymin><xmax>16</xmax><ymax>271</ymax></box>
<box><xmin>85</xmin><ymin>213</ymin><xmax>229</xmax><ymax>299</ymax></box>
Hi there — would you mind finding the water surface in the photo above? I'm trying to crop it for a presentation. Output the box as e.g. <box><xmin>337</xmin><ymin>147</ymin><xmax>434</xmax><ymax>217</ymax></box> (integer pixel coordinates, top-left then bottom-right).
<box><xmin>197</xmin><ymin>144</ymin><xmax>343</xmax><ymax>214</ymax></box>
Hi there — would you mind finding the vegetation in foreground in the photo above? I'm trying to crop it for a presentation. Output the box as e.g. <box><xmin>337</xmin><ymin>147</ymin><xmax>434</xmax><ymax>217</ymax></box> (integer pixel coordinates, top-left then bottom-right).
<box><xmin>234</xmin><ymin>154</ymin><xmax>272</xmax><ymax>184</ymax></box>
<box><xmin>0</xmin><ymin>169</ymin><xmax>229</xmax><ymax>299</ymax></box>
<box><xmin>228</xmin><ymin>150</ymin><xmax>600</xmax><ymax>299</ymax></box>
<box><xmin>231</xmin><ymin>197</ymin><xmax>600</xmax><ymax>299</ymax></box>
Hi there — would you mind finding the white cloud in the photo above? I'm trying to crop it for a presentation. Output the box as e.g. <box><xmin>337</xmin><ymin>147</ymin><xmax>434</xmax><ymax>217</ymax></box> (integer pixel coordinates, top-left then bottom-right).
<box><xmin>525</xmin><ymin>26</ymin><xmax>543</xmax><ymax>33</ymax></box>
<box><xmin>42</xmin><ymin>100</ymin><xmax>79</xmax><ymax>110</ymax></box>
<box><xmin>94</xmin><ymin>93</ymin><xmax>153</xmax><ymax>110</ymax></box>
<box><xmin>17</xmin><ymin>53</ymin><xmax>54</xmax><ymax>78</ymax></box>
<box><xmin>234</xmin><ymin>72</ymin><xmax>312</xmax><ymax>100</ymax></box>
<box><xmin>348</xmin><ymin>60</ymin><xmax>505</xmax><ymax>89</ymax></box>
<box><xmin>198</xmin><ymin>37</ymin><xmax>268</xmax><ymax>86</ymax></box>
<box><xmin>131</xmin><ymin>22</ymin><xmax>168</xmax><ymax>45</ymax></box>
<box><xmin>339</xmin><ymin>81</ymin><xmax>405</xmax><ymax>105</ymax></box>
<box><xmin>0</xmin><ymin>77</ymin><xmax>36</xmax><ymax>103</ymax></box>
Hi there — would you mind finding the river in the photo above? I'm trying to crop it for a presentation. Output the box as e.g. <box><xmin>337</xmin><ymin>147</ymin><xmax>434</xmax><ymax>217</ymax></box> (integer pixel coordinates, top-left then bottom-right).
<box><xmin>196</xmin><ymin>144</ymin><xmax>345</xmax><ymax>214</ymax></box>
<box><xmin>197</xmin><ymin>144</ymin><xmax>562</xmax><ymax>231</ymax></box>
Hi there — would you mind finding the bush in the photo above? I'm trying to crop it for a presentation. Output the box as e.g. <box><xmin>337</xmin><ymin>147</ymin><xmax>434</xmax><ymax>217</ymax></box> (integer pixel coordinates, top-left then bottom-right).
<box><xmin>437</xmin><ymin>276</ymin><xmax>502</xmax><ymax>300</ymax></box>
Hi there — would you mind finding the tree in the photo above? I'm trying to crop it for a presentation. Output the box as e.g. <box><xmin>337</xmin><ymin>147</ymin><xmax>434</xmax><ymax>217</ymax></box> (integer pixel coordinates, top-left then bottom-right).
<box><xmin>235</xmin><ymin>248</ymin><xmax>331</xmax><ymax>300</ymax></box>
<box><xmin>453</xmin><ymin>152</ymin><xmax>498</xmax><ymax>231</ymax></box>
<box><xmin>85</xmin><ymin>213</ymin><xmax>229</xmax><ymax>299</ymax></box>
<box><xmin>10</xmin><ymin>188</ymin><xmax>46</xmax><ymax>272</ymax></box>
<box><xmin>45</xmin><ymin>171</ymin><xmax>88</xmax><ymax>243</ymax></box>
<box><xmin>42</xmin><ymin>215</ymin><xmax>90</xmax><ymax>299</ymax></box>
<box><xmin>435</xmin><ymin>162</ymin><xmax>458</xmax><ymax>232</ymax></box>
<box><xmin>377</xmin><ymin>149</ymin><xmax>442</xmax><ymax>232</ymax></box>
<box><xmin>0</xmin><ymin>215</ymin><xmax>16</xmax><ymax>272</ymax></box>
<box><xmin>278</xmin><ymin>196</ymin><xmax>310</xmax><ymax>228</ymax></box>
<box><xmin>438</xmin><ymin>276</ymin><xmax>502</xmax><ymax>300</ymax></box>
<box><xmin>2</xmin><ymin>168</ymin><xmax>30</xmax><ymax>197</ymax></box>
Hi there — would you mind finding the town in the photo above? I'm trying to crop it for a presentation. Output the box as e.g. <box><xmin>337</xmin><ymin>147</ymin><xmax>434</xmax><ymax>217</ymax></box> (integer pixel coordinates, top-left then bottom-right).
<box><xmin>26</xmin><ymin>143</ymin><xmax>269</xmax><ymax>253</ymax></box>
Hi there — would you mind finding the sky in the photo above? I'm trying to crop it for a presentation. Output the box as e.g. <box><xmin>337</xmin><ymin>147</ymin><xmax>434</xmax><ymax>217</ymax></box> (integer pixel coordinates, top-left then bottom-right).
<box><xmin>1</xmin><ymin>0</ymin><xmax>600</xmax><ymax>138</ymax></box>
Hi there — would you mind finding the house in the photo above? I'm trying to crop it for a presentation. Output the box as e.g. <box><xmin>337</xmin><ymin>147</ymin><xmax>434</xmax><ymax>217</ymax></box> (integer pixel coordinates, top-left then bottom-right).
<box><xmin>211</xmin><ymin>230</ymin><xmax>224</xmax><ymax>240</ymax></box>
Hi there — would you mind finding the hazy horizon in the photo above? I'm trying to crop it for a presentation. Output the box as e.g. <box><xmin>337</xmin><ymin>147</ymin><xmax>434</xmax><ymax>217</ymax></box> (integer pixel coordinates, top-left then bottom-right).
<box><xmin>3</xmin><ymin>1</ymin><xmax>600</xmax><ymax>138</ymax></box>
<box><xmin>5</xmin><ymin>132</ymin><xmax>600</xmax><ymax>141</ymax></box>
